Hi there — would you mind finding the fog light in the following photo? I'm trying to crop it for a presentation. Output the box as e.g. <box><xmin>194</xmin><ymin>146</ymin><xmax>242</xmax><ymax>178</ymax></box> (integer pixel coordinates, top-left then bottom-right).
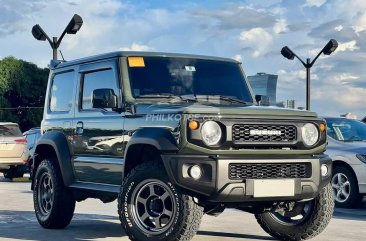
<box><xmin>321</xmin><ymin>164</ymin><xmax>328</xmax><ymax>176</ymax></box>
<box><xmin>189</xmin><ymin>165</ymin><xmax>202</xmax><ymax>180</ymax></box>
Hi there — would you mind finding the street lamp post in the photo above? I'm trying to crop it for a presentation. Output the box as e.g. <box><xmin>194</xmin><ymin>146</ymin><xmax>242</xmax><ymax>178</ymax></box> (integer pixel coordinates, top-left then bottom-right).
<box><xmin>281</xmin><ymin>39</ymin><xmax>338</xmax><ymax>111</ymax></box>
<box><xmin>31</xmin><ymin>14</ymin><xmax>83</xmax><ymax>60</ymax></box>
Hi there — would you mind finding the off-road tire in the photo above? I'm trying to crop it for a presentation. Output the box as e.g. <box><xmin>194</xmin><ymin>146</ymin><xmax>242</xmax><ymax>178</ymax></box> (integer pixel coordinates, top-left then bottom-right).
<box><xmin>332</xmin><ymin>165</ymin><xmax>362</xmax><ymax>208</ymax></box>
<box><xmin>255</xmin><ymin>183</ymin><xmax>334</xmax><ymax>241</ymax></box>
<box><xmin>33</xmin><ymin>159</ymin><xmax>76</xmax><ymax>229</ymax></box>
<box><xmin>118</xmin><ymin>161</ymin><xmax>204</xmax><ymax>241</ymax></box>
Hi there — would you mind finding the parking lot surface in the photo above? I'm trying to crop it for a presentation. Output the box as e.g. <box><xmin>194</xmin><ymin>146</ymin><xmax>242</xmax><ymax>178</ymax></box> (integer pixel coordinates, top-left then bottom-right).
<box><xmin>1</xmin><ymin>176</ymin><xmax>366</xmax><ymax>241</ymax></box>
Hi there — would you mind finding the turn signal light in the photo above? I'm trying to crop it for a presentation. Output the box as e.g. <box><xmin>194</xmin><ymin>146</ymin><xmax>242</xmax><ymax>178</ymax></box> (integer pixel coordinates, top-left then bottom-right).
<box><xmin>189</xmin><ymin>120</ymin><xmax>199</xmax><ymax>130</ymax></box>
<box><xmin>319</xmin><ymin>123</ymin><xmax>326</xmax><ymax>132</ymax></box>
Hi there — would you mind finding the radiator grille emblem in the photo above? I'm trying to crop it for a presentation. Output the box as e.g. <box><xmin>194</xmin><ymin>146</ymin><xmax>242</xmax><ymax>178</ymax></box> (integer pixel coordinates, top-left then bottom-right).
<box><xmin>249</xmin><ymin>129</ymin><xmax>282</xmax><ymax>136</ymax></box>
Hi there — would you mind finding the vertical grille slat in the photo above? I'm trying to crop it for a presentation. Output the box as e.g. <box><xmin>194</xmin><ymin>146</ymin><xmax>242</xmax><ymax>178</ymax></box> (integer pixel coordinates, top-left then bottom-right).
<box><xmin>229</xmin><ymin>163</ymin><xmax>312</xmax><ymax>180</ymax></box>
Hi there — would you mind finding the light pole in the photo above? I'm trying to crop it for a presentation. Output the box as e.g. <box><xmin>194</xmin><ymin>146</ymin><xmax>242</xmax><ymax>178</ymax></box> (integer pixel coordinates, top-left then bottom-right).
<box><xmin>281</xmin><ymin>39</ymin><xmax>338</xmax><ymax>111</ymax></box>
<box><xmin>32</xmin><ymin>14</ymin><xmax>83</xmax><ymax>60</ymax></box>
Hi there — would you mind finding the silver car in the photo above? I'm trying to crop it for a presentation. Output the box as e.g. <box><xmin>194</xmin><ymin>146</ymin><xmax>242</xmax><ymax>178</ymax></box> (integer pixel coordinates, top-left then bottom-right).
<box><xmin>325</xmin><ymin>117</ymin><xmax>366</xmax><ymax>208</ymax></box>
<box><xmin>0</xmin><ymin>122</ymin><xmax>29</xmax><ymax>179</ymax></box>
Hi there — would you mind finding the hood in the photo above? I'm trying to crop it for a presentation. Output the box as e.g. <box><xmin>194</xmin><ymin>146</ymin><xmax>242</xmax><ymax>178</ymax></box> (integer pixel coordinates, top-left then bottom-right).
<box><xmin>134</xmin><ymin>102</ymin><xmax>318</xmax><ymax>118</ymax></box>
<box><xmin>327</xmin><ymin>138</ymin><xmax>366</xmax><ymax>154</ymax></box>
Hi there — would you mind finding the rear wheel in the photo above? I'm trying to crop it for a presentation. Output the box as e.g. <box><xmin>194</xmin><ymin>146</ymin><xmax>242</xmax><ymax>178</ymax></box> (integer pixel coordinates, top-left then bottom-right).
<box><xmin>118</xmin><ymin>161</ymin><xmax>204</xmax><ymax>241</ymax></box>
<box><xmin>33</xmin><ymin>159</ymin><xmax>75</xmax><ymax>229</ymax></box>
<box><xmin>255</xmin><ymin>183</ymin><xmax>334</xmax><ymax>241</ymax></box>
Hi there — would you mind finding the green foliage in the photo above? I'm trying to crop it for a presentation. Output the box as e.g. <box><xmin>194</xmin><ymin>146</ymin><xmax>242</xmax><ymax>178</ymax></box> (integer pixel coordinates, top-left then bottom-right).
<box><xmin>0</xmin><ymin>57</ymin><xmax>49</xmax><ymax>131</ymax></box>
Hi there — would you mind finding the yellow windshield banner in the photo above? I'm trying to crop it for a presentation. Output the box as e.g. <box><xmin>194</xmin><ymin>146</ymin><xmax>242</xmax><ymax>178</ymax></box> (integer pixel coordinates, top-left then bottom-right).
<box><xmin>128</xmin><ymin>57</ymin><xmax>145</xmax><ymax>67</ymax></box>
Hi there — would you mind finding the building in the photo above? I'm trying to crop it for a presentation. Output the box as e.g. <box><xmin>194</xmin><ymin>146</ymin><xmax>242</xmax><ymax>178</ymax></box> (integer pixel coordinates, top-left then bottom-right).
<box><xmin>286</xmin><ymin>99</ymin><xmax>296</xmax><ymax>109</ymax></box>
<box><xmin>247</xmin><ymin>72</ymin><xmax>278</xmax><ymax>105</ymax></box>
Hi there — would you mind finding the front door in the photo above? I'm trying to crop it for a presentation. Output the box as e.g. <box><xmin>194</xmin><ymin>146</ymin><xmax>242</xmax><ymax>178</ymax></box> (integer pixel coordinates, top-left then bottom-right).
<box><xmin>72</xmin><ymin>59</ymin><xmax>125</xmax><ymax>185</ymax></box>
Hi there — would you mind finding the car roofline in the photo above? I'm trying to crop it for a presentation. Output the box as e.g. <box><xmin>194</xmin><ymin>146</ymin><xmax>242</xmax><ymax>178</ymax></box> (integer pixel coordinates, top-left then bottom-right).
<box><xmin>53</xmin><ymin>51</ymin><xmax>240</xmax><ymax>69</ymax></box>
<box><xmin>0</xmin><ymin>122</ymin><xmax>19</xmax><ymax>126</ymax></box>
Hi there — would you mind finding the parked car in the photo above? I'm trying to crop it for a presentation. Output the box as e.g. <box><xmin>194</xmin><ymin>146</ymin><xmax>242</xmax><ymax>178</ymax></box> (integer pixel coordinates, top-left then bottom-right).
<box><xmin>325</xmin><ymin>117</ymin><xmax>366</xmax><ymax>208</ymax></box>
<box><xmin>31</xmin><ymin>51</ymin><xmax>333</xmax><ymax>241</ymax></box>
<box><xmin>23</xmin><ymin>127</ymin><xmax>41</xmax><ymax>176</ymax></box>
<box><xmin>0</xmin><ymin>122</ymin><xmax>29</xmax><ymax>179</ymax></box>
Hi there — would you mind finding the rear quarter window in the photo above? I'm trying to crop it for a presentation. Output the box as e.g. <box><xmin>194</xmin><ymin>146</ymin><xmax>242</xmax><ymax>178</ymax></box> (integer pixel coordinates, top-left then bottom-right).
<box><xmin>49</xmin><ymin>71</ymin><xmax>75</xmax><ymax>112</ymax></box>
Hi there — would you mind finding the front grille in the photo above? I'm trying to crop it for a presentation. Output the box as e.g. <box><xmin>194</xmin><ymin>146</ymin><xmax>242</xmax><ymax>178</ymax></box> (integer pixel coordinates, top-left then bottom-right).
<box><xmin>232</xmin><ymin>124</ymin><xmax>297</xmax><ymax>143</ymax></box>
<box><xmin>229</xmin><ymin>163</ymin><xmax>312</xmax><ymax>180</ymax></box>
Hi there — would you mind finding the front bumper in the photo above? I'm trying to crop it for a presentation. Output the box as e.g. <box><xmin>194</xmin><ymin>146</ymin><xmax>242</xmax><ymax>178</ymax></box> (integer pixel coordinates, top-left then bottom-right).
<box><xmin>162</xmin><ymin>154</ymin><xmax>332</xmax><ymax>202</ymax></box>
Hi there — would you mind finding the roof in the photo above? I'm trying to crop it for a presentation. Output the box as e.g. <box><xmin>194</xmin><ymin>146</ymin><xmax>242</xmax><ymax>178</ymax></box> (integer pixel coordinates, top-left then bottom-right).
<box><xmin>0</xmin><ymin>122</ymin><xmax>18</xmax><ymax>126</ymax></box>
<box><xmin>54</xmin><ymin>51</ymin><xmax>239</xmax><ymax>69</ymax></box>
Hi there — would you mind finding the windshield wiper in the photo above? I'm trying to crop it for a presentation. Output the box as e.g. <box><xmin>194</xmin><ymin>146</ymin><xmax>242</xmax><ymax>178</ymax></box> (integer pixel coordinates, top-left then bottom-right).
<box><xmin>216</xmin><ymin>95</ymin><xmax>249</xmax><ymax>105</ymax></box>
<box><xmin>196</xmin><ymin>95</ymin><xmax>249</xmax><ymax>105</ymax></box>
<box><xmin>138</xmin><ymin>94</ymin><xmax>198</xmax><ymax>103</ymax></box>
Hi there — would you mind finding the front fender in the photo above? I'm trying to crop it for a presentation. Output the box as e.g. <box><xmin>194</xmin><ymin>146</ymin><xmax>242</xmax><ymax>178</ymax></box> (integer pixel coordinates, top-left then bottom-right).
<box><xmin>124</xmin><ymin>127</ymin><xmax>178</xmax><ymax>157</ymax></box>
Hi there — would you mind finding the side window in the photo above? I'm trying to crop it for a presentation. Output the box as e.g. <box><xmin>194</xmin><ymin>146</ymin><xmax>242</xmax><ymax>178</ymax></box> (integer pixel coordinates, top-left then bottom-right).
<box><xmin>50</xmin><ymin>71</ymin><xmax>75</xmax><ymax>112</ymax></box>
<box><xmin>81</xmin><ymin>69</ymin><xmax>119</xmax><ymax>110</ymax></box>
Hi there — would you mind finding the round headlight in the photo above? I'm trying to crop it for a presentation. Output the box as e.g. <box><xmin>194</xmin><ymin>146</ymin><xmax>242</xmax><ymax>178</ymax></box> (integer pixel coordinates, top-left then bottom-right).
<box><xmin>201</xmin><ymin>121</ymin><xmax>222</xmax><ymax>146</ymax></box>
<box><xmin>302</xmin><ymin>123</ymin><xmax>319</xmax><ymax>146</ymax></box>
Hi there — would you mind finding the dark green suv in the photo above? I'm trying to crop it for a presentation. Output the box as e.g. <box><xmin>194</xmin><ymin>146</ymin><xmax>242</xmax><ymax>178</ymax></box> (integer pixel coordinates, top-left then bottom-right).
<box><xmin>31</xmin><ymin>51</ymin><xmax>334</xmax><ymax>241</ymax></box>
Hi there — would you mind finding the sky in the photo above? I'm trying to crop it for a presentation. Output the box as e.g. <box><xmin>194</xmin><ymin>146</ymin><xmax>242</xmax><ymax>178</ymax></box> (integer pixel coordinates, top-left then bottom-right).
<box><xmin>0</xmin><ymin>0</ymin><xmax>365</xmax><ymax>119</ymax></box>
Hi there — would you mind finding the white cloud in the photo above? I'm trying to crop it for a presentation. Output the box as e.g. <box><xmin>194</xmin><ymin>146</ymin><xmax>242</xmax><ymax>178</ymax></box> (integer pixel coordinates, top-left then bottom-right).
<box><xmin>239</xmin><ymin>28</ymin><xmax>273</xmax><ymax>57</ymax></box>
<box><xmin>334</xmin><ymin>25</ymin><xmax>343</xmax><ymax>31</ymax></box>
<box><xmin>232</xmin><ymin>54</ymin><xmax>242</xmax><ymax>62</ymax></box>
<box><xmin>336</xmin><ymin>40</ymin><xmax>359</xmax><ymax>52</ymax></box>
<box><xmin>334</xmin><ymin>73</ymin><xmax>360</xmax><ymax>83</ymax></box>
<box><xmin>120</xmin><ymin>43</ymin><xmax>154</xmax><ymax>51</ymax></box>
<box><xmin>303</xmin><ymin>0</ymin><xmax>327</xmax><ymax>8</ymax></box>
<box><xmin>274</xmin><ymin>19</ymin><xmax>288</xmax><ymax>34</ymax></box>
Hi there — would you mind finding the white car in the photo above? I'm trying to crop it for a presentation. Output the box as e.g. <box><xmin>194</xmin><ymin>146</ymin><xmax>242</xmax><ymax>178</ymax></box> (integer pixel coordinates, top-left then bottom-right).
<box><xmin>325</xmin><ymin>117</ymin><xmax>366</xmax><ymax>208</ymax></box>
<box><xmin>0</xmin><ymin>122</ymin><xmax>29</xmax><ymax>179</ymax></box>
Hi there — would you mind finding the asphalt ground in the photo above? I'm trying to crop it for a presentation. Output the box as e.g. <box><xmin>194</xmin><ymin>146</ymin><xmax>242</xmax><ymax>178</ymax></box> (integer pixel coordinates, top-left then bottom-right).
<box><xmin>0</xmin><ymin>175</ymin><xmax>365</xmax><ymax>241</ymax></box>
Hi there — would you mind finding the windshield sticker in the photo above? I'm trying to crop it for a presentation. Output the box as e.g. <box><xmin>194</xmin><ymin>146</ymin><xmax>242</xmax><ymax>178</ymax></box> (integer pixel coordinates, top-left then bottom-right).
<box><xmin>185</xmin><ymin>66</ymin><xmax>196</xmax><ymax>71</ymax></box>
<box><xmin>128</xmin><ymin>57</ymin><xmax>145</xmax><ymax>67</ymax></box>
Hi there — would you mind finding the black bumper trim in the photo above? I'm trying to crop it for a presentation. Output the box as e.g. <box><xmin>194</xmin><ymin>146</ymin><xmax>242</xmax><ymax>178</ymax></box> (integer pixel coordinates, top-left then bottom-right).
<box><xmin>161</xmin><ymin>154</ymin><xmax>332</xmax><ymax>202</ymax></box>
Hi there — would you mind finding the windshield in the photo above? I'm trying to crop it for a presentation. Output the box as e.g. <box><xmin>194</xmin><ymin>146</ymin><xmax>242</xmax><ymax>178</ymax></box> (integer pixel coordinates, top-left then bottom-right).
<box><xmin>0</xmin><ymin>124</ymin><xmax>22</xmax><ymax>137</ymax></box>
<box><xmin>325</xmin><ymin>118</ymin><xmax>366</xmax><ymax>142</ymax></box>
<box><xmin>128</xmin><ymin>57</ymin><xmax>253</xmax><ymax>103</ymax></box>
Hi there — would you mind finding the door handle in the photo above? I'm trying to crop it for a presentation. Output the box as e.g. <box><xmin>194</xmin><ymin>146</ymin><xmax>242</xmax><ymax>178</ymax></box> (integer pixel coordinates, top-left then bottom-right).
<box><xmin>76</xmin><ymin>121</ymin><xmax>84</xmax><ymax>135</ymax></box>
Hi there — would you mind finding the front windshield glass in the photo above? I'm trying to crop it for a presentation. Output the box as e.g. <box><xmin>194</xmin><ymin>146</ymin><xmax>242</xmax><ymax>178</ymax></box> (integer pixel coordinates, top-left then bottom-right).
<box><xmin>128</xmin><ymin>56</ymin><xmax>253</xmax><ymax>103</ymax></box>
<box><xmin>326</xmin><ymin>118</ymin><xmax>366</xmax><ymax>142</ymax></box>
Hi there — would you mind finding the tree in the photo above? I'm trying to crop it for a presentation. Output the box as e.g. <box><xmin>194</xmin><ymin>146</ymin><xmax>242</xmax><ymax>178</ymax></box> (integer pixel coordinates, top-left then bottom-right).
<box><xmin>0</xmin><ymin>57</ymin><xmax>49</xmax><ymax>131</ymax></box>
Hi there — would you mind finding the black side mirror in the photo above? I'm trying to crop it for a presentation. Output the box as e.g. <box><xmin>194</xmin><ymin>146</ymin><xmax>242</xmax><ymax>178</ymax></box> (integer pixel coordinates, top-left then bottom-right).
<box><xmin>255</xmin><ymin>95</ymin><xmax>270</xmax><ymax>106</ymax></box>
<box><xmin>92</xmin><ymin>88</ymin><xmax>118</xmax><ymax>109</ymax></box>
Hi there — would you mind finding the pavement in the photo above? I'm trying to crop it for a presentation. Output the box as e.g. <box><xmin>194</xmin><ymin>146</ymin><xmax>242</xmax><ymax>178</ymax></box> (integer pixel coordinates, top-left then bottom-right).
<box><xmin>0</xmin><ymin>175</ymin><xmax>366</xmax><ymax>241</ymax></box>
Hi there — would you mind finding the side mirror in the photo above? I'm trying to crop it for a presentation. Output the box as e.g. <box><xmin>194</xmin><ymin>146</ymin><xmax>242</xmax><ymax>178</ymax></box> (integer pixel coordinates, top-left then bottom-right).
<box><xmin>255</xmin><ymin>95</ymin><xmax>270</xmax><ymax>106</ymax></box>
<box><xmin>92</xmin><ymin>88</ymin><xmax>118</xmax><ymax>109</ymax></box>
